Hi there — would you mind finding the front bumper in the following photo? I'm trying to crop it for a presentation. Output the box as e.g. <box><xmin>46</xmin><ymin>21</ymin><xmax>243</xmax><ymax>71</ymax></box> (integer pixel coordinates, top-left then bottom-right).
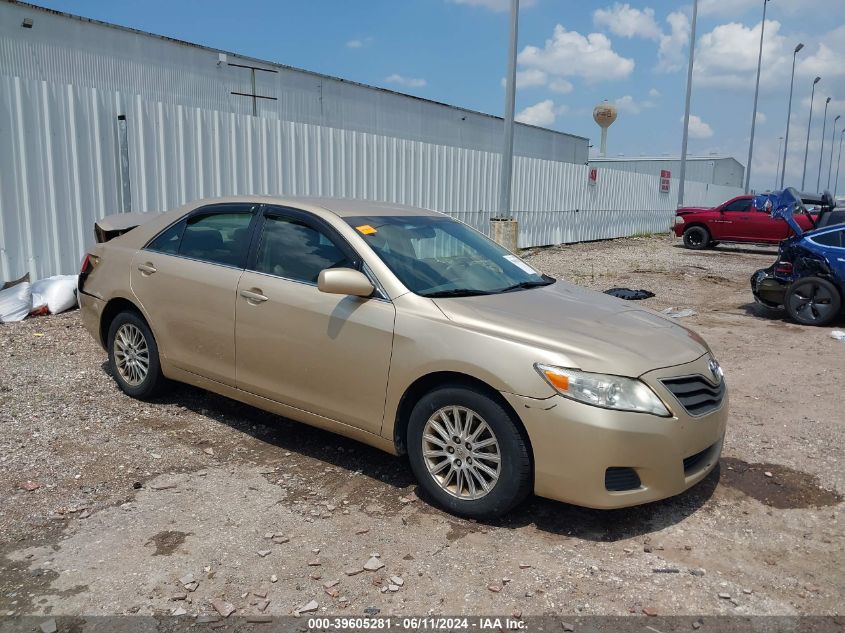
<box><xmin>751</xmin><ymin>268</ymin><xmax>787</xmax><ymax>308</ymax></box>
<box><xmin>503</xmin><ymin>353</ymin><xmax>728</xmax><ymax>509</ymax></box>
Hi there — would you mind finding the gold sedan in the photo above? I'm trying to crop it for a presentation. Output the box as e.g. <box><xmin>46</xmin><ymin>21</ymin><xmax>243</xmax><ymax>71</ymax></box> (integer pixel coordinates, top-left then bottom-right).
<box><xmin>78</xmin><ymin>197</ymin><xmax>727</xmax><ymax>518</ymax></box>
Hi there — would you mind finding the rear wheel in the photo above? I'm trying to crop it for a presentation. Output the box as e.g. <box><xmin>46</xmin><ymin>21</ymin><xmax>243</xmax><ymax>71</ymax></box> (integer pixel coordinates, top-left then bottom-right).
<box><xmin>785</xmin><ymin>277</ymin><xmax>841</xmax><ymax>326</ymax></box>
<box><xmin>407</xmin><ymin>385</ymin><xmax>532</xmax><ymax>519</ymax></box>
<box><xmin>107</xmin><ymin>311</ymin><xmax>167</xmax><ymax>399</ymax></box>
<box><xmin>683</xmin><ymin>226</ymin><xmax>710</xmax><ymax>250</ymax></box>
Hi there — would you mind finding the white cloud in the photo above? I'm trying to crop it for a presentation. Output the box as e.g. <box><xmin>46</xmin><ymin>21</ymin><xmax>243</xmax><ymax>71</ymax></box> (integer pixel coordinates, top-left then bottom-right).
<box><xmin>385</xmin><ymin>74</ymin><xmax>427</xmax><ymax>88</ymax></box>
<box><xmin>515</xmin><ymin>100</ymin><xmax>568</xmax><ymax>127</ymax></box>
<box><xmin>448</xmin><ymin>0</ymin><xmax>536</xmax><ymax>11</ymax></box>
<box><xmin>549</xmin><ymin>78</ymin><xmax>574</xmax><ymax>93</ymax></box>
<box><xmin>799</xmin><ymin>26</ymin><xmax>845</xmax><ymax>80</ymax></box>
<box><xmin>657</xmin><ymin>11</ymin><xmax>690</xmax><ymax>72</ymax></box>
<box><xmin>517</xmin><ymin>24</ymin><xmax>635</xmax><ymax>82</ymax></box>
<box><xmin>685</xmin><ymin>114</ymin><xmax>714</xmax><ymax>139</ymax></box>
<box><xmin>756</xmin><ymin>112</ymin><xmax>767</xmax><ymax>125</ymax></box>
<box><xmin>615</xmin><ymin>94</ymin><xmax>655</xmax><ymax>114</ymax></box>
<box><xmin>346</xmin><ymin>37</ymin><xmax>373</xmax><ymax>49</ymax></box>
<box><xmin>694</xmin><ymin>21</ymin><xmax>845</xmax><ymax>95</ymax></box>
<box><xmin>593</xmin><ymin>3</ymin><xmax>662</xmax><ymax>40</ymax></box>
<box><xmin>649</xmin><ymin>88</ymin><xmax>661</xmax><ymax>98</ymax></box>
<box><xmin>501</xmin><ymin>69</ymin><xmax>548</xmax><ymax>89</ymax></box>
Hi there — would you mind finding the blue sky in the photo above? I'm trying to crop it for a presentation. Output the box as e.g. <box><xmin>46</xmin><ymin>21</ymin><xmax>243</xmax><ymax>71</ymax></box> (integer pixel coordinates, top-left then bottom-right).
<box><xmin>36</xmin><ymin>0</ymin><xmax>845</xmax><ymax>192</ymax></box>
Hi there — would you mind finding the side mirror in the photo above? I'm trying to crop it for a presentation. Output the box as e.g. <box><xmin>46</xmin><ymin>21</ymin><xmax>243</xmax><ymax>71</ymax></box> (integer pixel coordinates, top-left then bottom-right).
<box><xmin>317</xmin><ymin>268</ymin><xmax>374</xmax><ymax>298</ymax></box>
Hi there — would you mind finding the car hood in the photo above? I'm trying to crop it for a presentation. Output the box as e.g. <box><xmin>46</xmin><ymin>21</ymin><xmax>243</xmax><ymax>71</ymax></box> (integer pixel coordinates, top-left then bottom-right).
<box><xmin>432</xmin><ymin>281</ymin><xmax>709</xmax><ymax>378</ymax></box>
<box><xmin>676</xmin><ymin>207</ymin><xmax>711</xmax><ymax>215</ymax></box>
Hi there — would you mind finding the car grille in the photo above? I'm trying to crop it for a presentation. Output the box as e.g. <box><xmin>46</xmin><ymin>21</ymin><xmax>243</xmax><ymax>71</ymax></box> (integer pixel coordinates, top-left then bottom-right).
<box><xmin>605</xmin><ymin>467</ymin><xmax>642</xmax><ymax>492</ymax></box>
<box><xmin>660</xmin><ymin>375</ymin><xmax>725</xmax><ymax>417</ymax></box>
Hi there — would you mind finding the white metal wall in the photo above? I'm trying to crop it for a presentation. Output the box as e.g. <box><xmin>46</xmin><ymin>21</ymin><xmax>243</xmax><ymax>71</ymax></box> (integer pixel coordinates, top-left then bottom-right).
<box><xmin>0</xmin><ymin>76</ymin><xmax>743</xmax><ymax>280</ymax></box>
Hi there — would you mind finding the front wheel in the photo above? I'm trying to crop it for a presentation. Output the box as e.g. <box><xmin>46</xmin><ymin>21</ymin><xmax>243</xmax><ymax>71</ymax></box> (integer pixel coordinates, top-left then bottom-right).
<box><xmin>785</xmin><ymin>277</ymin><xmax>841</xmax><ymax>326</ymax></box>
<box><xmin>683</xmin><ymin>226</ymin><xmax>710</xmax><ymax>250</ymax></box>
<box><xmin>107</xmin><ymin>310</ymin><xmax>167</xmax><ymax>399</ymax></box>
<box><xmin>407</xmin><ymin>386</ymin><xmax>532</xmax><ymax>519</ymax></box>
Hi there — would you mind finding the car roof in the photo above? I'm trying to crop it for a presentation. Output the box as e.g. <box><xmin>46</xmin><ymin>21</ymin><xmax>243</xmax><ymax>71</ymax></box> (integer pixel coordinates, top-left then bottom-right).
<box><xmin>186</xmin><ymin>196</ymin><xmax>447</xmax><ymax>219</ymax></box>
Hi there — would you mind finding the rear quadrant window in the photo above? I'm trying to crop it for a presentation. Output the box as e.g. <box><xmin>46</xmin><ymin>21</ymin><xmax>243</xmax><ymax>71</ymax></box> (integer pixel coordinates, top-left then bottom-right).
<box><xmin>146</xmin><ymin>219</ymin><xmax>185</xmax><ymax>255</ymax></box>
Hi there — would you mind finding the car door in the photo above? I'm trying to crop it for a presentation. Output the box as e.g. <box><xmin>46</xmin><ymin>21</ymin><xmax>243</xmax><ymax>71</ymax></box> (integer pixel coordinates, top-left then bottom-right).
<box><xmin>234</xmin><ymin>206</ymin><xmax>396</xmax><ymax>434</ymax></box>
<box><xmin>130</xmin><ymin>203</ymin><xmax>259</xmax><ymax>386</ymax></box>
<box><xmin>716</xmin><ymin>197</ymin><xmax>755</xmax><ymax>240</ymax></box>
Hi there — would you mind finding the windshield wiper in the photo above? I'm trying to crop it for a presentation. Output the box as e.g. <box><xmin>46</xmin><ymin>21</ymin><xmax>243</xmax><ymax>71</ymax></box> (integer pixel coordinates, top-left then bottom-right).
<box><xmin>497</xmin><ymin>278</ymin><xmax>555</xmax><ymax>293</ymax></box>
<box><xmin>423</xmin><ymin>288</ymin><xmax>495</xmax><ymax>298</ymax></box>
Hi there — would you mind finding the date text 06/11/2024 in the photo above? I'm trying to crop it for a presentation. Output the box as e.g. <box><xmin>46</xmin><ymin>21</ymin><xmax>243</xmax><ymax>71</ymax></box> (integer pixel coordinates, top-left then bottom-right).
<box><xmin>306</xmin><ymin>617</ymin><xmax>527</xmax><ymax>630</ymax></box>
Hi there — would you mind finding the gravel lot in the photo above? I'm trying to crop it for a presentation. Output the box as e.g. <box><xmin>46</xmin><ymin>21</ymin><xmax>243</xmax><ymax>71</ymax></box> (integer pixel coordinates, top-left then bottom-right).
<box><xmin>1</xmin><ymin>235</ymin><xmax>843</xmax><ymax>620</ymax></box>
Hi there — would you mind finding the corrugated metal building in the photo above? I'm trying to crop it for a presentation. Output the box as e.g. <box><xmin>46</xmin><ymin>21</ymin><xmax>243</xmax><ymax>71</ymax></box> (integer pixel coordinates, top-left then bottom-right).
<box><xmin>0</xmin><ymin>1</ymin><xmax>745</xmax><ymax>280</ymax></box>
<box><xmin>0</xmin><ymin>0</ymin><xmax>588</xmax><ymax>163</ymax></box>
<box><xmin>590</xmin><ymin>157</ymin><xmax>745</xmax><ymax>188</ymax></box>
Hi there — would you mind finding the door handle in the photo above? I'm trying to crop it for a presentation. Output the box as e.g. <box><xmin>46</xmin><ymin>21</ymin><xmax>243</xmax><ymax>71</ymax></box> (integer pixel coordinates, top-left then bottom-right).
<box><xmin>137</xmin><ymin>262</ymin><xmax>157</xmax><ymax>275</ymax></box>
<box><xmin>240</xmin><ymin>288</ymin><xmax>268</xmax><ymax>304</ymax></box>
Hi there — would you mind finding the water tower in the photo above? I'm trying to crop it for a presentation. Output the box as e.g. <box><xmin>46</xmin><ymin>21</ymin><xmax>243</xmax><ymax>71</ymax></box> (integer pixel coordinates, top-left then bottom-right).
<box><xmin>593</xmin><ymin>100</ymin><xmax>618</xmax><ymax>157</ymax></box>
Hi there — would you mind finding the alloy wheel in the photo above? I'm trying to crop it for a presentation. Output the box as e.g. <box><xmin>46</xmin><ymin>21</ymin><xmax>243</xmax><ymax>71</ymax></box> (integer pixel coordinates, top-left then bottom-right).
<box><xmin>113</xmin><ymin>323</ymin><xmax>150</xmax><ymax>386</ymax></box>
<box><xmin>422</xmin><ymin>406</ymin><xmax>501</xmax><ymax>500</ymax></box>
<box><xmin>788</xmin><ymin>280</ymin><xmax>835</xmax><ymax>323</ymax></box>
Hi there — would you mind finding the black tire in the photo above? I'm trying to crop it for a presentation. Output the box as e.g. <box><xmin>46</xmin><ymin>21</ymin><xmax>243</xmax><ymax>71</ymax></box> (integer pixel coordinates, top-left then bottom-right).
<box><xmin>785</xmin><ymin>277</ymin><xmax>841</xmax><ymax>326</ymax></box>
<box><xmin>407</xmin><ymin>385</ymin><xmax>532</xmax><ymax>519</ymax></box>
<box><xmin>106</xmin><ymin>310</ymin><xmax>167</xmax><ymax>399</ymax></box>
<box><xmin>683</xmin><ymin>226</ymin><xmax>710</xmax><ymax>250</ymax></box>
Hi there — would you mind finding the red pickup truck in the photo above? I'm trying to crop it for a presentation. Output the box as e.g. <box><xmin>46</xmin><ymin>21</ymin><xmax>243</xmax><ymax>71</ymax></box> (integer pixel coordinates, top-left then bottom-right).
<box><xmin>674</xmin><ymin>195</ymin><xmax>817</xmax><ymax>249</ymax></box>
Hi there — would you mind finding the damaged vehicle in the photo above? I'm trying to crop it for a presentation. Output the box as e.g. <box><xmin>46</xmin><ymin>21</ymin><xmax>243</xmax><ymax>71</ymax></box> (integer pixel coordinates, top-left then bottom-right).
<box><xmin>78</xmin><ymin>197</ymin><xmax>727</xmax><ymax>519</ymax></box>
<box><xmin>751</xmin><ymin>188</ymin><xmax>845</xmax><ymax>326</ymax></box>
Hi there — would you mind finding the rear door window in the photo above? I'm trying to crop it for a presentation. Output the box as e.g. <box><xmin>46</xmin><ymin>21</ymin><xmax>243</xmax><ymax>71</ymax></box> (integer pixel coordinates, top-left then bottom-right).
<box><xmin>178</xmin><ymin>206</ymin><xmax>256</xmax><ymax>268</ymax></box>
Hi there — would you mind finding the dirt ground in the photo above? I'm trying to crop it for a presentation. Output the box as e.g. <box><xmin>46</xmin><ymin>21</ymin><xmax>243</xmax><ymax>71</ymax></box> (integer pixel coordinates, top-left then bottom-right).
<box><xmin>1</xmin><ymin>235</ymin><xmax>843</xmax><ymax>621</ymax></box>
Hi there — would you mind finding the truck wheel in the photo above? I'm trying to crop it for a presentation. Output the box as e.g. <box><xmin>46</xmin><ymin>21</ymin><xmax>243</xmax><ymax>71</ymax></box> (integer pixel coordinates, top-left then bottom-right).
<box><xmin>785</xmin><ymin>277</ymin><xmax>841</xmax><ymax>326</ymax></box>
<box><xmin>407</xmin><ymin>386</ymin><xmax>532</xmax><ymax>519</ymax></box>
<box><xmin>683</xmin><ymin>226</ymin><xmax>710</xmax><ymax>250</ymax></box>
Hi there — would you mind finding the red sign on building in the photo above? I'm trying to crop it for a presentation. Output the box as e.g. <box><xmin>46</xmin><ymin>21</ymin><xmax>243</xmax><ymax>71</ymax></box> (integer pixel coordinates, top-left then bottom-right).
<box><xmin>588</xmin><ymin>168</ymin><xmax>598</xmax><ymax>186</ymax></box>
<box><xmin>659</xmin><ymin>169</ymin><xmax>671</xmax><ymax>193</ymax></box>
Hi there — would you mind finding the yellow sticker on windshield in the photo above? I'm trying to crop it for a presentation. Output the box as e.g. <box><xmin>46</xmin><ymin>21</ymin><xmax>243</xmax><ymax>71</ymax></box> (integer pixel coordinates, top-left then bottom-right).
<box><xmin>356</xmin><ymin>224</ymin><xmax>378</xmax><ymax>235</ymax></box>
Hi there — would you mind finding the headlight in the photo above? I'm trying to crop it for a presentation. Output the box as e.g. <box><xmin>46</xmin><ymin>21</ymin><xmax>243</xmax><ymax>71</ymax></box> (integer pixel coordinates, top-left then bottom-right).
<box><xmin>675</xmin><ymin>216</ymin><xmax>685</xmax><ymax>225</ymax></box>
<box><xmin>535</xmin><ymin>364</ymin><xmax>671</xmax><ymax>416</ymax></box>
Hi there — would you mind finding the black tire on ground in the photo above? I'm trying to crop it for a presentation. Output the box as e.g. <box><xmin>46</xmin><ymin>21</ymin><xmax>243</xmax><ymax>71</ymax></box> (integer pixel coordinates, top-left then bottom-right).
<box><xmin>683</xmin><ymin>226</ymin><xmax>710</xmax><ymax>250</ymax></box>
<box><xmin>785</xmin><ymin>277</ymin><xmax>842</xmax><ymax>326</ymax></box>
<box><xmin>106</xmin><ymin>310</ymin><xmax>167</xmax><ymax>399</ymax></box>
<box><xmin>406</xmin><ymin>385</ymin><xmax>532</xmax><ymax>520</ymax></box>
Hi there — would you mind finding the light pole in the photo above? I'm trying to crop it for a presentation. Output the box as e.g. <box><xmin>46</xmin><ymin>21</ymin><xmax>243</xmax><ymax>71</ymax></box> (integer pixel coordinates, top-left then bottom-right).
<box><xmin>744</xmin><ymin>0</ymin><xmax>769</xmax><ymax>194</ymax></box>
<box><xmin>801</xmin><ymin>76</ymin><xmax>820</xmax><ymax>190</ymax></box>
<box><xmin>827</xmin><ymin>113</ymin><xmax>840</xmax><ymax>190</ymax></box>
<box><xmin>835</xmin><ymin>129</ymin><xmax>844</xmax><ymax>198</ymax></box>
<box><xmin>817</xmin><ymin>96</ymin><xmax>831</xmax><ymax>191</ymax></box>
<box><xmin>497</xmin><ymin>0</ymin><xmax>519</xmax><ymax>220</ymax></box>
<box><xmin>774</xmin><ymin>136</ymin><xmax>783</xmax><ymax>190</ymax></box>
<box><xmin>678</xmin><ymin>0</ymin><xmax>699</xmax><ymax>207</ymax></box>
<box><xmin>781</xmin><ymin>42</ymin><xmax>804</xmax><ymax>188</ymax></box>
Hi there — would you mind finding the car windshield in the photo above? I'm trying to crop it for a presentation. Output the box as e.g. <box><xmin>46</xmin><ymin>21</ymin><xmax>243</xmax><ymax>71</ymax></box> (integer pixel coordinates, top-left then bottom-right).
<box><xmin>345</xmin><ymin>215</ymin><xmax>554</xmax><ymax>297</ymax></box>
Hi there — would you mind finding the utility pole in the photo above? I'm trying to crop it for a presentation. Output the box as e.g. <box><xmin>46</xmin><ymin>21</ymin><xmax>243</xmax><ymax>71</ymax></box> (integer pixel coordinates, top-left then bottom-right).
<box><xmin>827</xmin><ymin>114</ymin><xmax>840</xmax><ymax>190</ymax></box>
<box><xmin>677</xmin><ymin>0</ymin><xmax>699</xmax><ymax>208</ymax></box>
<box><xmin>497</xmin><ymin>0</ymin><xmax>519</xmax><ymax>219</ymax></box>
<box><xmin>774</xmin><ymin>136</ymin><xmax>783</xmax><ymax>190</ymax></box>
<box><xmin>835</xmin><ymin>129</ymin><xmax>844</xmax><ymax>198</ymax></box>
<box><xmin>744</xmin><ymin>0</ymin><xmax>768</xmax><ymax>194</ymax></box>
<box><xmin>782</xmin><ymin>43</ymin><xmax>804</xmax><ymax>188</ymax></box>
<box><xmin>801</xmin><ymin>76</ymin><xmax>820</xmax><ymax>190</ymax></box>
<box><xmin>817</xmin><ymin>97</ymin><xmax>831</xmax><ymax>192</ymax></box>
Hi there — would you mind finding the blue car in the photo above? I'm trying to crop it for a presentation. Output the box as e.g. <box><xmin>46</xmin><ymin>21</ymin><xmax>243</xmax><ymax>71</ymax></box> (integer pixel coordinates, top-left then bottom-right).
<box><xmin>751</xmin><ymin>188</ymin><xmax>845</xmax><ymax>326</ymax></box>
